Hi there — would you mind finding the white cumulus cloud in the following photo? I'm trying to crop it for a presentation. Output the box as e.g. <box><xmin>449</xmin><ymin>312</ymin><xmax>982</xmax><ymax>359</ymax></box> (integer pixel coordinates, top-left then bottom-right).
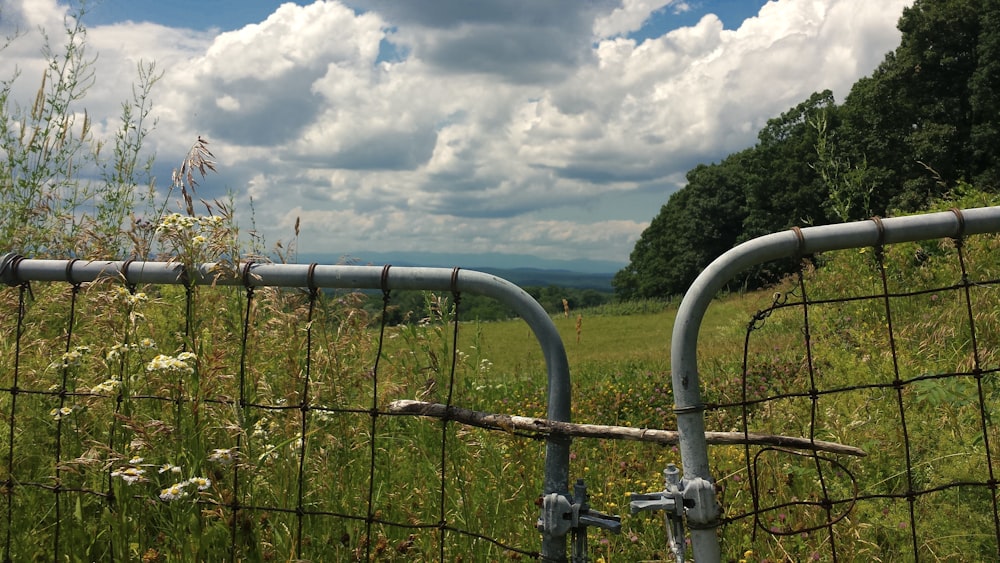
<box><xmin>0</xmin><ymin>0</ymin><xmax>913</xmax><ymax>264</ymax></box>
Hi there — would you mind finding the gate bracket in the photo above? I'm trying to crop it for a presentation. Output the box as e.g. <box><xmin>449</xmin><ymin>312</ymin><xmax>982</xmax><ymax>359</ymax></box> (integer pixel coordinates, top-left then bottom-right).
<box><xmin>630</xmin><ymin>464</ymin><xmax>718</xmax><ymax>562</ymax></box>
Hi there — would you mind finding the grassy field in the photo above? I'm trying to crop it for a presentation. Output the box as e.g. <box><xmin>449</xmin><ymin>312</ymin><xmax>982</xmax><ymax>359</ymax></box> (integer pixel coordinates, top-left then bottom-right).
<box><xmin>4</xmin><ymin>215</ymin><xmax>1000</xmax><ymax>562</ymax></box>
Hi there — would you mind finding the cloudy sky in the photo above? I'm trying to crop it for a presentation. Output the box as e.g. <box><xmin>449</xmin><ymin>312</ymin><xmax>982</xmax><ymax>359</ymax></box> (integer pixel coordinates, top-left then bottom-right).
<box><xmin>1</xmin><ymin>0</ymin><xmax>913</xmax><ymax>268</ymax></box>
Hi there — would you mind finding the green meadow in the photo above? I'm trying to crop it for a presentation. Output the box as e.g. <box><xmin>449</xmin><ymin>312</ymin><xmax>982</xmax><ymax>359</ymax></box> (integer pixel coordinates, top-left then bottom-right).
<box><xmin>5</xmin><ymin>209</ymin><xmax>1000</xmax><ymax>562</ymax></box>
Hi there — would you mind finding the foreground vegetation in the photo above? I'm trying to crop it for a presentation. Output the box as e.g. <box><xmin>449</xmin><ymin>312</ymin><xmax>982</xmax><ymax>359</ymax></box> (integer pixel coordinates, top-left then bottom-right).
<box><xmin>4</xmin><ymin>191</ymin><xmax>1000</xmax><ymax>561</ymax></box>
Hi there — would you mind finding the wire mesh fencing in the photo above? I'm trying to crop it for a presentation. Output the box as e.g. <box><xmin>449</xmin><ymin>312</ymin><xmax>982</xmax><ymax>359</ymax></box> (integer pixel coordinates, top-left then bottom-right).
<box><xmin>0</xmin><ymin>259</ymin><xmax>575</xmax><ymax>562</ymax></box>
<box><xmin>664</xmin><ymin>207</ymin><xmax>1000</xmax><ymax>561</ymax></box>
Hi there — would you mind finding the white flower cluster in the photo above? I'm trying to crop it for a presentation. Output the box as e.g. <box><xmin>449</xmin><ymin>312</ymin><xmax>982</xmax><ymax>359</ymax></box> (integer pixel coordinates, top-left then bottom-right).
<box><xmin>113</xmin><ymin>286</ymin><xmax>148</xmax><ymax>306</ymax></box>
<box><xmin>146</xmin><ymin>352</ymin><xmax>197</xmax><ymax>374</ymax></box>
<box><xmin>49</xmin><ymin>406</ymin><xmax>75</xmax><ymax>420</ymax></box>
<box><xmin>157</xmin><ymin>213</ymin><xmax>226</xmax><ymax>246</ymax></box>
<box><xmin>53</xmin><ymin>345</ymin><xmax>91</xmax><ymax>369</ymax></box>
<box><xmin>208</xmin><ymin>447</ymin><xmax>236</xmax><ymax>466</ymax></box>
<box><xmin>111</xmin><ymin>465</ymin><xmax>145</xmax><ymax>485</ymax></box>
<box><xmin>159</xmin><ymin>476</ymin><xmax>212</xmax><ymax>501</ymax></box>
<box><xmin>91</xmin><ymin>378</ymin><xmax>121</xmax><ymax>394</ymax></box>
<box><xmin>106</xmin><ymin>338</ymin><xmax>156</xmax><ymax>361</ymax></box>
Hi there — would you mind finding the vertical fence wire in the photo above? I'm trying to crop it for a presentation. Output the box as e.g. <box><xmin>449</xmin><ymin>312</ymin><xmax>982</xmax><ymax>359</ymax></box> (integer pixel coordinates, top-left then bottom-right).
<box><xmin>796</xmin><ymin>261</ymin><xmax>840</xmax><ymax>560</ymax></box>
<box><xmin>2</xmin><ymin>281</ymin><xmax>28</xmax><ymax>563</ymax></box>
<box><xmin>294</xmin><ymin>263</ymin><xmax>319</xmax><ymax>558</ymax></box>
<box><xmin>439</xmin><ymin>268</ymin><xmax>462</xmax><ymax>559</ymax></box>
<box><xmin>873</xmin><ymin>235</ymin><xmax>920</xmax><ymax>559</ymax></box>
<box><xmin>954</xmin><ymin>233</ymin><xmax>1000</xmax><ymax>547</ymax></box>
<box><xmin>366</xmin><ymin>264</ymin><xmax>392</xmax><ymax>560</ymax></box>
<box><xmin>52</xmin><ymin>269</ymin><xmax>82</xmax><ymax>562</ymax></box>
<box><xmin>230</xmin><ymin>272</ymin><xmax>255</xmax><ymax>561</ymax></box>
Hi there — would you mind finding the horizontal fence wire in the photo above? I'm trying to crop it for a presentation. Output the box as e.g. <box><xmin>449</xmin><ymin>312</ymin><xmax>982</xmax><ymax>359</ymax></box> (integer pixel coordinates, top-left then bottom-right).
<box><xmin>709</xmin><ymin>231</ymin><xmax>1000</xmax><ymax>562</ymax></box>
<box><xmin>0</xmin><ymin>267</ymin><xmax>550</xmax><ymax>561</ymax></box>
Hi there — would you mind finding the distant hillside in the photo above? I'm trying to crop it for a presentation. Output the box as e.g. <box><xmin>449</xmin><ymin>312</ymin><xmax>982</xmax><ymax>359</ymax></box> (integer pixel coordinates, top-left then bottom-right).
<box><xmin>298</xmin><ymin>251</ymin><xmax>623</xmax><ymax>274</ymax></box>
<box><xmin>297</xmin><ymin>251</ymin><xmax>619</xmax><ymax>291</ymax></box>
<box><xmin>472</xmin><ymin>267</ymin><xmax>614</xmax><ymax>291</ymax></box>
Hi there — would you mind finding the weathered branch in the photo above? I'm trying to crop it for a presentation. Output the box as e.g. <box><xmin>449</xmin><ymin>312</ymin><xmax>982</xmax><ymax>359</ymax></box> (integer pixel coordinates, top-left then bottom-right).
<box><xmin>388</xmin><ymin>400</ymin><xmax>867</xmax><ymax>457</ymax></box>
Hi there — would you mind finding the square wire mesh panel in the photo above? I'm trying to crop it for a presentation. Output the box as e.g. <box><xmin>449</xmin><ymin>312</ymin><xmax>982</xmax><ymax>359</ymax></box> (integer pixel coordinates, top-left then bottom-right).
<box><xmin>0</xmin><ymin>273</ymin><xmax>545</xmax><ymax>562</ymax></box>
<box><xmin>710</xmin><ymin>234</ymin><xmax>1000</xmax><ymax>562</ymax></box>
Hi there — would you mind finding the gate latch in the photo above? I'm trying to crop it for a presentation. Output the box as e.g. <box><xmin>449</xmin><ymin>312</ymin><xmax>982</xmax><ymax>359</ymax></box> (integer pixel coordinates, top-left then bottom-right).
<box><xmin>537</xmin><ymin>479</ymin><xmax>622</xmax><ymax>537</ymax></box>
<box><xmin>630</xmin><ymin>464</ymin><xmax>705</xmax><ymax>561</ymax></box>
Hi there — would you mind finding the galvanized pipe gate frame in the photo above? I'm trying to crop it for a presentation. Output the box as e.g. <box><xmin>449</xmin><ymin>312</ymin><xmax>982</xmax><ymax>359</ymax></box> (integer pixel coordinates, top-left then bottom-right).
<box><xmin>0</xmin><ymin>258</ymin><xmax>579</xmax><ymax>559</ymax></box>
<box><xmin>671</xmin><ymin>206</ymin><xmax>1000</xmax><ymax>561</ymax></box>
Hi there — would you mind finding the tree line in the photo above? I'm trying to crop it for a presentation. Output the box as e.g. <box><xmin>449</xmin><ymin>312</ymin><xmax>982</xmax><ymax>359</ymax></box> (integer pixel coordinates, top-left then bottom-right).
<box><xmin>614</xmin><ymin>0</ymin><xmax>1000</xmax><ymax>299</ymax></box>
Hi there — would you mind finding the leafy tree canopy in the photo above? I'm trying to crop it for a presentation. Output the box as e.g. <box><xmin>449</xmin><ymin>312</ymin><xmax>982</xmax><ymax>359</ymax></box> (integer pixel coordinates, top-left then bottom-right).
<box><xmin>616</xmin><ymin>0</ymin><xmax>1000</xmax><ymax>300</ymax></box>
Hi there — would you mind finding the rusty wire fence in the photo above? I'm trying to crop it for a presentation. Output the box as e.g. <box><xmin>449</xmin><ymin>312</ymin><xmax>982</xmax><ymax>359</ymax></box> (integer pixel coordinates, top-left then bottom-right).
<box><xmin>0</xmin><ymin>259</ymin><xmax>586</xmax><ymax>562</ymax></box>
<box><xmin>656</xmin><ymin>207</ymin><xmax>1000</xmax><ymax>561</ymax></box>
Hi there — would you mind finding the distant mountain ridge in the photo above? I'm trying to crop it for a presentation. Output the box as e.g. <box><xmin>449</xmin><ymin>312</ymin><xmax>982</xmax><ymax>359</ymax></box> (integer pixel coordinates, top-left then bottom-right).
<box><xmin>295</xmin><ymin>251</ymin><xmax>621</xmax><ymax>291</ymax></box>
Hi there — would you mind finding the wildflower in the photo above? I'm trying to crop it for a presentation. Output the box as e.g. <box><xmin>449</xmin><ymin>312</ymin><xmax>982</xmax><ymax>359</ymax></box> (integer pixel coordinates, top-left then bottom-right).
<box><xmin>188</xmin><ymin>477</ymin><xmax>211</xmax><ymax>491</ymax></box>
<box><xmin>208</xmin><ymin>448</ymin><xmax>236</xmax><ymax>465</ymax></box>
<box><xmin>159</xmin><ymin>463</ymin><xmax>182</xmax><ymax>474</ymax></box>
<box><xmin>129</xmin><ymin>456</ymin><xmax>144</xmax><ymax>465</ymax></box>
<box><xmin>159</xmin><ymin>483</ymin><xmax>188</xmax><ymax>501</ymax></box>
<box><xmin>50</xmin><ymin>406</ymin><xmax>74</xmax><ymax>420</ymax></box>
<box><xmin>91</xmin><ymin>379</ymin><xmax>121</xmax><ymax>394</ymax></box>
<box><xmin>157</xmin><ymin>213</ymin><xmax>198</xmax><ymax>233</ymax></box>
<box><xmin>192</xmin><ymin>235</ymin><xmax>207</xmax><ymax>246</ymax></box>
<box><xmin>146</xmin><ymin>353</ymin><xmax>194</xmax><ymax>374</ymax></box>
<box><xmin>106</xmin><ymin>344</ymin><xmax>126</xmax><ymax>361</ymax></box>
<box><xmin>139</xmin><ymin>338</ymin><xmax>156</xmax><ymax>350</ymax></box>
<box><xmin>253</xmin><ymin>418</ymin><xmax>270</xmax><ymax>439</ymax></box>
<box><xmin>198</xmin><ymin>215</ymin><xmax>225</xmax><ymax>228</ymax></box>
<box><xmin>54</xmin><ymin>346</ymin><xmax>89</xmax><ymax>368</ymax></box>
<box><xmin>111</xmin><ymin>466</ymin><xmax>145</xmax><ymax>485</ymax></box>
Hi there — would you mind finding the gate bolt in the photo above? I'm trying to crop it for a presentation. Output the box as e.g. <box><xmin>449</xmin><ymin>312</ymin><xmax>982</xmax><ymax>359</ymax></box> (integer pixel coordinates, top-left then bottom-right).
<box><xmin>537</xmin><ymin>479</ymin><xmax>622</xmax><ymax>537</ymax></box>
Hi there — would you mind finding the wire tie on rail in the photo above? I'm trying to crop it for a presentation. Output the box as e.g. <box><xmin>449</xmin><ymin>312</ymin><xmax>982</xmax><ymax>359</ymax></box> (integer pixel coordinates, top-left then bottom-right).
<box><xmin>951</xmin><ymin>207</ymin><xmax>966</xmax><ymax>237</ymax></box>
<box><xmin>870</xmin><ymin>216</ymin><xmax>886</xmax><ymax>247</ymax></box>
<box><xmin>791</xmin><ymin>226</ymin><xmax>805</xmax><ymax>261</ymax></box>
<box><xmin>870</xmin><ymin>216</ymin><xmax>887</xmax><ymax>262</ymax></box>
<box><xmin>65</xmin><ymin>259</ymin><xmax>79</xmax><ymax>287</ymax></box>
<box><xmin>1</xmin><ymin>253</ymin><xmax>24</xmax><ymax>287</ymax></box>
<box><xmin>673</xmin><ymin>403</ymin><xmax>705</xmax><ymax>415</ymax></box>
<box><xmin>242</xmin><ymin>260</ymin><xmax>256</xmax><ymax>289</ymax></box>
<box><xmin>306</xmin><ymin>262</ymin><xmax>319</xmax><ymax>293</ymax></box>
<box><xmin>120</xmin><ymin>259</ymin><xmax>136</xmax><ymax>292</ymax></box>
<box><xmin>950</xmin><ymin>207</ymin><xmax>967</xmax><ymax>247</ymax></box>
<box><xmin>380</xmin><ymin>264</ymin><xmax>392</xmax><ymax>297</ymax></box>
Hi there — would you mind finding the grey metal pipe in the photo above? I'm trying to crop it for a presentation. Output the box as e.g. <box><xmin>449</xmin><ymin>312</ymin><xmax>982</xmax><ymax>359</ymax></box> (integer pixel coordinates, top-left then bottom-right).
<box><xmin>0</xmin><ymin>255</ymin><xmax>572</xmax><ymax>560</ymax></box>
<box><xmin>671</xmin><ymin>206</ymin><xmax>1000</xmax><ymax>561</ymax></box>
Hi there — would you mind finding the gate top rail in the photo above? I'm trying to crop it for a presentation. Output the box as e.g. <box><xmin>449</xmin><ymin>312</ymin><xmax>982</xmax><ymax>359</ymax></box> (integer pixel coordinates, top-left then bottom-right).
<box><xmin>0</xmin><ymin>255</ymin><xmax>573</xmax><ymax>559</ymax></box>
<box><xmin>670</xmin><ymin>205</ymin><xmax>1000</xmax><ymax>561</ymax></box>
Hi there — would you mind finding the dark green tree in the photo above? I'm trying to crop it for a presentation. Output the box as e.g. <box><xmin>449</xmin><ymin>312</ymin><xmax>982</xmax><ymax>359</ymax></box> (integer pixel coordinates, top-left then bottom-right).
<box><xmin>838</xmin><ymin>0</ymin><xmax>993</xmax><ymax>211</ymax></box>
<box><xmin>613</xmin><ymin>152</ymin><xmax>750</xmax><ymax>299</ymax></box>
<box><xmin>616</xmin><ymin>0</ymin><xmax>1000</xmax><ymax>300</ymax></box>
